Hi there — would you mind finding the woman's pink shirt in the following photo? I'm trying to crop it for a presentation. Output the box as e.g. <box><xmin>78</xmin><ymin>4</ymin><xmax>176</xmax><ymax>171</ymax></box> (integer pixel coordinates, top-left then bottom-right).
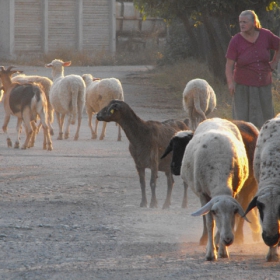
<box><xmin>226</xmin><ymin>28</ymin><xmax>280</xmax><ymax>87</ymax></box>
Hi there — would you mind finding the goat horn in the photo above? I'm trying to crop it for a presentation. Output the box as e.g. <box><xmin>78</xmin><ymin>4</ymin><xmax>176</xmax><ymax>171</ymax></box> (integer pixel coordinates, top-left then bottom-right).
<box><xmin>161</xmin><ymin>143</ymin><xmax>173</xmax><ymax>159</ymax></box>
<box><xmin>233</xmin><ymin>199</ymin><xmax>251</xmax><ymax>223</ymax></box>
<box><xmin>243</xmin><ymin>196</ymin><xmax>258</xmax><ymax>217</ymax></box>
<box><xmin>6</xmin><ymin>66</ymin><xmax>16</xmax><ymax>71</ymax></box>
<box><xmin>0</xmin><ymin>66</ymin><xmax>5</xmax><ymax>71</ymax></box>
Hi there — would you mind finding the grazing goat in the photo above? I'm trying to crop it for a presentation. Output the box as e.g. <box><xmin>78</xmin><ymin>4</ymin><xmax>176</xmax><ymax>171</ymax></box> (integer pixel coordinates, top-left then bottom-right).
<box><xmin>96</xmin><ymin>100</ymin><xmax>189</xmax><ymax>209</ymax></box>
<box><xmin>182</xmin><ymin>78</ymin><xmax>216</xmax><ymax>130</ymax></box>
<box><xmin>45</xmin><ymin>59</ymin><xmax>85</xmax><ymax>140</ymax></box>
<box><xmin>82</xmin><ymin>74</ymin><xmax>124</xmax><ymax>141</ymax></box>
<box><xmin>165</xmin><ymin>118</ymin><xmax>249</xmax><ymax>260</ymax></box>
<box><xmin>162</xmin><ymin>120</ymin><xmax>261</xmax><ymax>246</ymax></box>
<box><xmin>12</xmin><ymin>74</ymin><xmax>54</xmax><ymax>135</ymax></box>
<box><xmin>0</xmin><ymin>66</ymin><xmax>53</xmax><ymax>150</ymax></box>
<box><xmin>244</xmin><ymin>114</ymin><xmax>280</xmax><ymax>262</ymax></box>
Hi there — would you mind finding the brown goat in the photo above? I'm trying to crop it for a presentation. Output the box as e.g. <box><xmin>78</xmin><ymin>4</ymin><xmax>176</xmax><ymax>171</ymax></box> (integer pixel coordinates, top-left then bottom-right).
<box><xmin>0</xmin><ymin>66</ymin><xmax>53</xmax><ymax>150</ymax></box>
<box><xmin>97</xmin><ymin>99</ymin><xmax>189</xmax><ymax>209</ymax></box>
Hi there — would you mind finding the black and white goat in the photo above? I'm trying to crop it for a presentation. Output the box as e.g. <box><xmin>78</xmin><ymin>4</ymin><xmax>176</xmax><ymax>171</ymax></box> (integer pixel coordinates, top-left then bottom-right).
<box><xmin>161</xmin><ymin>119</ymin><xmax>261</xmax><ymax>253</ymax></box>
<box><xmin>0</xmin><ymin>66</ymin><xmax>53</xmax><ymax>150</ymax></box>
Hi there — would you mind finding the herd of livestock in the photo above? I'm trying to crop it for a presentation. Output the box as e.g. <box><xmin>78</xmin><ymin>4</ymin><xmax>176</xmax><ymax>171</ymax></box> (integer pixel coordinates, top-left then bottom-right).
<box><xmin>0</xmin><ymin>59</ymin><xmax>279</xmax><ymax>263</ymax></box>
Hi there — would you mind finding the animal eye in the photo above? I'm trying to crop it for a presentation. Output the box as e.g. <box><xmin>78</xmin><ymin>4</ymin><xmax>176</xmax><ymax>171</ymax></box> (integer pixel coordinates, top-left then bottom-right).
<box><xmin>211</xmin><ymin>210</ymin><xmax>216</xmax><ymax>215</ymax></box>
<box><xmin>234</xmin><ymin>208</ymin><xmax>238</xmax><ymax>214</ymax></box>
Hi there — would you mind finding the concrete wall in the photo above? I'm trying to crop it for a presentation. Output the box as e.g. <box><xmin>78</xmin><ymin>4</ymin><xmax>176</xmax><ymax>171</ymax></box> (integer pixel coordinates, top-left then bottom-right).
<box><xmin>0</xmin><ymin>0</ymin><xmax>115</xmax><ymax>59</ymax></box>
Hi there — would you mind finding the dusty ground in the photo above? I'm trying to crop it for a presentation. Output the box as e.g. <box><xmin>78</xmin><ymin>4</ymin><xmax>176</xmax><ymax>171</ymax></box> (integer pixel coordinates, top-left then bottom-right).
<box><xmin>0</xmin><ymin>65</ymin><xmax>279</xmax><ymax>279</ymax></box>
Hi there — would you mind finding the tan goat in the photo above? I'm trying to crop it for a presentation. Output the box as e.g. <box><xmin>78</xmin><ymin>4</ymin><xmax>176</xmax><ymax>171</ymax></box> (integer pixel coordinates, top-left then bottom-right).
<box><xmin>0</xmin><ymin>66</ymin><xmax>53</xmax><ymax>150</ymax></box>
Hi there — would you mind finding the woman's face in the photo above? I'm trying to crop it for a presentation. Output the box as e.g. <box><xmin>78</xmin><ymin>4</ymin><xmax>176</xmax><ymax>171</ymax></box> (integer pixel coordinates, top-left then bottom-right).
<box><xmin>239</xmin><ymin>15</ymin><xmax>255</xmax><ymax>32</ymax></box>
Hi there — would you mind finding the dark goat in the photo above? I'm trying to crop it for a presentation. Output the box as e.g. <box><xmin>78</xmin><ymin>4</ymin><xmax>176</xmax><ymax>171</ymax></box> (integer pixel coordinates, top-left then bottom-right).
<box><xmin>162</xmin><ymin>119</ymin><xmax>260</xmax><ymax>245</ymax></box>
<box><xmin>97</xmin><ymin>99</ymin><xmax>189</xmax><ymax>209</ymax></box>
<box><xmin>0</xmin><ymin>66</ymin><xmax>53</xmax><ymax>150</ymax></box>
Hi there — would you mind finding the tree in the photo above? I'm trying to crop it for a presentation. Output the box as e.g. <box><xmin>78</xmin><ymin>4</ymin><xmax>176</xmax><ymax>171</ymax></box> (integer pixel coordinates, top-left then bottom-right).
<box><xmin>133</xmin><ymin>0</ymin><xmax>280</xmax><ymax>79</ymax></box>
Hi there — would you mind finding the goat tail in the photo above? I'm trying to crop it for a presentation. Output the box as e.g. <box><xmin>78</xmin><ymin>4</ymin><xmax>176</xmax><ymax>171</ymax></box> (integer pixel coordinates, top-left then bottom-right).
<box><xmin>193</xmin><ymin>94</ymin><xmax>207</xmax><ymax>120</ymax></box>
<box><xmin>71</xmin><ymin>91</ymin><xmax>78</xmax><ymax>125</ymax></box>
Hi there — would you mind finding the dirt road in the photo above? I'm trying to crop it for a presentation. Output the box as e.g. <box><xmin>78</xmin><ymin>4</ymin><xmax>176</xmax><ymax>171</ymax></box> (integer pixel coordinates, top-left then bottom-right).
<box><xmin>0</xmin><ymin>65</ymin><xmax>278</xmax><ymax>279</ymax></box>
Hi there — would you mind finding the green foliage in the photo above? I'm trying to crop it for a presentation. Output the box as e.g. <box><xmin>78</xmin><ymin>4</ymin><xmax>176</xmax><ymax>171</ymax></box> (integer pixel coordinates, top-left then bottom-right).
<box><xmin>134</xmin><ymin>0</ymin><xmax>280</xmax><ymax>81</ymax></box>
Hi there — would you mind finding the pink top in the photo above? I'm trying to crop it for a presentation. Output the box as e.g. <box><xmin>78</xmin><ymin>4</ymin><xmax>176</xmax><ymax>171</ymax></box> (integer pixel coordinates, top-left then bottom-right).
<box><xmin>226</xmin><ymin>28</ymin><xmax>280</xmax><ymax>87</ymax></box>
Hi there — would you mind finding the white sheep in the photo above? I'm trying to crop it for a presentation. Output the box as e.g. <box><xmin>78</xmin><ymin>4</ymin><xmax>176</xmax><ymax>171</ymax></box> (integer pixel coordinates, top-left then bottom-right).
<box><xmin>45</xmin><ymin>59</ymin><xmax>85</xmax><ymax>140</ymax></box>
<box><xmin>244</xmin><ymin>114</ymin><xmax>280</xmax><ymax>262</ymax></box>
<box><xmin>11</xmin><ymin>74</ymin><xmax>54</xmax><ymax>136</ymax></box>
<box><xmin>181</xmin><ymin>118</ymin><xmax>250</xmax><ymax>260</ymax></box>
<box><xmin>182</xmin><ymin>78</ymin><xmax>216</xmax><ymax>130</ymax></box>
<box><xmin>82</xmin><ymin>74</ymin><xmax>124</xmax><ymax>141</ymax></box>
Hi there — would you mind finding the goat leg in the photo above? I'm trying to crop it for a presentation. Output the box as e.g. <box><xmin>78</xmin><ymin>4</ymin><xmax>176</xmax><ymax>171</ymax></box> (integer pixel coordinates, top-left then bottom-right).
<box><xmin>162</xmin><ymin>171</ymin><xmax>174</xmax><ymax>209</ymax></box>
<box><xmin>2</xmin><ymin>115</ymin><xmax>12</xmax><ymax>147</ymax></box>
<box><xmin>138</xmin><ymin>168</ymin><xmax>147</xmax><ymax>207</ymax></box>
<box><xmin>149</xmin><ymin>168</ymin><xmax>158</xmax><ymax>208</ymax></box>
<box><xmin>181</xmin><ymin>181</ymin><xmax>188</xmax><ymax>208</ymax></box>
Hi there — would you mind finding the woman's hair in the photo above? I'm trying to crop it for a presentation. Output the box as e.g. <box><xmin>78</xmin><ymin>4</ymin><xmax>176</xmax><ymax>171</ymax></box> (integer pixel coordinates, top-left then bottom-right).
<box><xmin>239</xmin><ymin>10</ymin><xmax>262</xmax><ymax>30</ymax></box>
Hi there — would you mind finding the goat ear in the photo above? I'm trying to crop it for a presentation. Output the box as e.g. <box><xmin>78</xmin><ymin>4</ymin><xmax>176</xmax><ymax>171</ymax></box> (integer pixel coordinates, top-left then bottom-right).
<box><xmin>45</xmin><ymin>63</ymin><xmax>52</xmax><ymax>68</ymax></box>
<box><xmin>243</xmin><ymin>196</ymin><xmax>258</xmax><ymax>217</ymax></box>
<box><xmin>11</xmin><ymin>70</ymin><xmax>23</xmax><ymax>75</ymax></box>
<box><xmin>234</xmin><ymin>200</ymin><xmax>251</xmax><ymax>223</ymax></box>
<box><xmin>161</xmin><ymin>142</ymin><xmax>173</xmax><ymax>159</ymax></box>
<box><xmin>191</xmin><ymin>200</ymin><xmax>213</xmax><ymax>216</ymax></box>
<box><xmin>63</xmin><ymin>61</ymin><xmax>72</xmax><ymax>67</ymax></box>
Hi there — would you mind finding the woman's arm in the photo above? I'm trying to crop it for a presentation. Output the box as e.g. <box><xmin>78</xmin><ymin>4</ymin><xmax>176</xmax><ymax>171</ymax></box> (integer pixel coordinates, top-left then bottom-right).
<box><xmin>269</xmin><ymin>44</ymin><xmax>280</xmax><ymax>70</ymax></box>
<box><xmin>225</xmin><ymin>58</ymin><xmax>235</xmax><ymax>96</ymax></box>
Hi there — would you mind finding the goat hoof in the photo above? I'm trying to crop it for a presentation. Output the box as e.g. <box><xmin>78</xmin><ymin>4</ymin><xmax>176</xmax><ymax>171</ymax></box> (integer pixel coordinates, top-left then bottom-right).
<box><xmin>74</xmin><ymin>135</ymin><xmax>79</xmax><ymax>141</ymax></box>
<box><xmin>21</xmin><ymin>146</ymin><xmax>27</xmax><ymax>150</ymax></box>
<box><xmin>91</xmin><ymin>135</ymin><xmax>97</xmax><ymax>139</ymax></box>
<box><xmin>14</xmin><ymin>142</ymin><xmax>20</xmax><ymax>149</ymax></box>
<box><xmin>64</xmin><ymin>133</ymin><xmax>69</xmax><ymax>139</ymax></box>
<box><xmin>140</xmin><ymin>201</ymin><xmax>147</xmax><ymax>208</ymax></box>
<box><xmin>99</xmin><ymin>136</ymin><xmax>104</xmax><ymax>140</ymax></box>
<box><xmin>57</xmin><ymin>133</ymin><xmax>63</xmax><ymax>140</ymax></box>
<box><xmin>7</xmin><ymin>139</ymin><xmax>12</xmax><ymax>147</ymax></box>
<box><xmin>149</xmin><ymin>201</ymin><xmax>158</xmax><ymax>208</ymax></box>
<box><xmin>162</xmin><ymin>201</ymin><xmax>170</xmax><ymax>209</ymax></box>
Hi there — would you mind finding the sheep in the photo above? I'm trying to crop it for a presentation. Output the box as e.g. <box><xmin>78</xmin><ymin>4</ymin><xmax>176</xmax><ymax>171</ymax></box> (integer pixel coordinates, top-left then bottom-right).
<box><xmin>82</xmin><ymin>74</ymin><xmax>124</xmax><ymax>141</ymax></box>
<box><xmin>161</xmin><ymin>119</ymin><xmax>261</xmax><ymax>246</ymax></box>
<box><xmin>45</xmin><ymin>59</ymin><xmax>85</xmax><ymax>140</ymax></box>
<box><xmin>11</xmin><ymin>74</ymin><xmax>54</xmax><ymax>136</ymax></box>
<box><xmin>244</xmin><ymin>114</ymin><xmax>280</xmax><ymax>262</ymax></box>
<box><xmin>165</xmin><ymin>118</ymin><xmax>250</xmax><ymax>260</ymax></box>
<box><xmin>182</xmin><ymin>78</ymin><xmax>216</xmax><ymax>130</ymax></box>
<box><xmin>0</xmin><ymin>66</ymin><xmax>53</xmax><ymax>150</ymax></box>
<box><xmin>96</xmin><ymin>100</ymin><xmax>189</xmax><ymax>209</ymax></box>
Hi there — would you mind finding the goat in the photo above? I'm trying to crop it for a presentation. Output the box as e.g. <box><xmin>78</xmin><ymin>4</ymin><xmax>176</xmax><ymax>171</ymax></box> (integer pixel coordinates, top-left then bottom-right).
<box><xmin>182</xmin><ymin>78</ymin><xmax>216</xmax><ymax>130</ymax></box>
<box><xmin>244</xmin><ymin>114</ymin><xmax>280</xmax><ymax>262</ymax></box>
<box><xmin>12</xmin><ymin>74</ymin><xmax>54</xmax><ymax>136</ymax></box>
<box><xmin>162</xmin><ymin>120</ymin><xmax>261</xmax><ymax>245</ymax></box>
<box><xmin>45</xmin><ymin>59</ymin><xmax>85</xmax><ymax>140</ymax></box>
<box><xmin>96</xmin><ymin>100</ymin><xmax>189</xmax><ymax>209</ymax></box>
<box><xmin>162</xmin><ymin>118</ymin><xmax>250</xmax><ymax>260</ymax></box>
<box><xmin>82</xmin><ymin>74</ymin><xmax>124</xmax><ymax>141</ymax></box>
<box><xmin>0</xmin><ymin>66</ymin><xmax>53</xmax><ymax>150</ymax></box>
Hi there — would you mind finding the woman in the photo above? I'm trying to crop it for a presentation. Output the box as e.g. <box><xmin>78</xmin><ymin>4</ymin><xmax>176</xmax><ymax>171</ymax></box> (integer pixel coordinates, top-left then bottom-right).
<box><xmin>225</xmin><ymin>10</ymin><xmax>280</xmax><ymax>129</ymax></box>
